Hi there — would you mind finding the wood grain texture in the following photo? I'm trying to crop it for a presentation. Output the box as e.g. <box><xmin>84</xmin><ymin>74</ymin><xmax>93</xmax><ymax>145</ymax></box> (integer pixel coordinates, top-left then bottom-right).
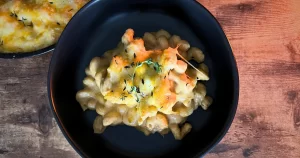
<box><xmin>0</xmin><ymin>0</ymin><xmax>300</xmax><ymax>158</ymax></box>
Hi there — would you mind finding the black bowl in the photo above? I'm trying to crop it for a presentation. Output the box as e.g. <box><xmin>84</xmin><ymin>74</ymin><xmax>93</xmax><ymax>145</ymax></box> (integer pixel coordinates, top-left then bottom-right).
<box><xmin>48</xmin><ymin>0</ymin><xmax>239</xmax><ymax>157</ymax></box>
<box><xmin>0</xmin><ymin>45</ymin><xmax>54</xmax><ymax>59</ymax></box>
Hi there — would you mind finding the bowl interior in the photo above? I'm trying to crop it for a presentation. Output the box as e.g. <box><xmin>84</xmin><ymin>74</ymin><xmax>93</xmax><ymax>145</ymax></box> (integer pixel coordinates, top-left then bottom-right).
<box><xmin>48</xmin><ymin>0</ymin><xmax>239</xmax><ymax>157</ymax></box>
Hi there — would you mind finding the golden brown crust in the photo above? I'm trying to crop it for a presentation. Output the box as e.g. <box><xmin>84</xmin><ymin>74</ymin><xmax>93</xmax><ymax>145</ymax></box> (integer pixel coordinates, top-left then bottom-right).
<box><xmin>0</xmin><ymin>0</ymin><xmax>89</xmax><ymax>53</ymax></box>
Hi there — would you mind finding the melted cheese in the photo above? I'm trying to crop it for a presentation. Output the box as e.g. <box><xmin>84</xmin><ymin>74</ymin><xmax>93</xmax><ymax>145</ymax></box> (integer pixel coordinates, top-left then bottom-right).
<box><xmin>76</xmin><ymin>29</ymin><xmax>212</xmax><ymax>140</ymax></box>
<box><xmin>0</xmin><ymin>0</ymin><xmax>89</xmax><ymax>53</ymax></box>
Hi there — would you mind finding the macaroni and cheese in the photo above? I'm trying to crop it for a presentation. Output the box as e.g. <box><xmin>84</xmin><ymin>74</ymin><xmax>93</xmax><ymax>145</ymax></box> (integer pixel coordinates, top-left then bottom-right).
<box><xmin>76</xmin><ymin>29</ymin><xmax>212</xmax><ymax>140</ymax></box>
<box><xmin>0</xmin><ymin>0</ymin><xmax>89</xmax><ymax>53</ymax></box>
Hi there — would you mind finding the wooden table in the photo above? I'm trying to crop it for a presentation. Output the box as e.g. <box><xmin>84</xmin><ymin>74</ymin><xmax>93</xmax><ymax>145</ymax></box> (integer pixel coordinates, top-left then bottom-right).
<box><xmin>1</xmin><ymin>0</ymin><xmax>300</xmax><ymax>157</ymax></box>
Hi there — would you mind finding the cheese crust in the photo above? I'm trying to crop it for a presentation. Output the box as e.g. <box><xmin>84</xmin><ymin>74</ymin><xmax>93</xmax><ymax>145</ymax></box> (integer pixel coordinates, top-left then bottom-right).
<box><xmin>0</xmin><ymin>0</ymin><xmax>89</xmax><ymax>53</ymax></box>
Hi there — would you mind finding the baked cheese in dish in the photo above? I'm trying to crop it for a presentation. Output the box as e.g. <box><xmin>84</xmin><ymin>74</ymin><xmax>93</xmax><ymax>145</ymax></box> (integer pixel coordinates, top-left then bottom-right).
<box><xmin>76</xmin><ymin>29</ymin><xmax>213</xmax><ymax>140</ymax></box>
<box><xmin>0</xmin><ymin>0</ymin><xmax>89</xmax><ymax>53</ymax></box>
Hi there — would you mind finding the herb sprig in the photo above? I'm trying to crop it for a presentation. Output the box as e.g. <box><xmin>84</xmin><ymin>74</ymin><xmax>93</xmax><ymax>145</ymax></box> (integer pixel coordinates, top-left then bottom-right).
<box><xmin>121</xmin><ymin>58</ymin><xmax>162</xmax><ymax>103</ymax></box>
<box><xmin>133</xmin><ymin>58</ymin><xmax>162</xmax><ymax>74</ymax></box>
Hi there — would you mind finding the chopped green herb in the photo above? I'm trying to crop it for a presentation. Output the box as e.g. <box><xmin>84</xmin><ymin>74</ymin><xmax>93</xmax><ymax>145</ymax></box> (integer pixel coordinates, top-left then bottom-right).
<box><xmin>138</xmin><ymin>58</ymin><xmax>162</xmax><ymax>73</ymax></box>
<box><xmin>135</xmin><ymin>96</ymin><xmax>140</xmax><ymax>103</ymax></box>
<box><xmin>124</xmin><ymin>65</ymin><xmax>130</xmax><ymax>69</ymax></box>
<box><xmin>49</xmin><ymin>2</ymin><xmax>53</xmax><ymax>4</ymax></box>
<box><xmin>136</xmin><ymin>87</ymin><xmax>140</xmax><ymax>93</ymax></box>
<box><xmin>141</xmin><ymin>79</ymin><xmax>144</xmax><ymax>84</ymax></box>
<box><xmin>133</xmin><ymin>53</ymin><xmax>136</xmax><ymax>58</ymax></box>
<box><xmin>131</xmin><ymin>62</ymin><xmax>135</xmax><ymax>67</ymax></box>
<box><xmin>22</xmin><ymin>17</ymin><xmax>27</xmax><ymax>21</ymax></box>
<box><xmin>124</xmin><ymin>79</ymin><xmax>127</xmax><ymax>84</ymax></box>
<box><xmin>130</xmin><ymin>86</ymin><xmax>137</xmax><ymax>93</ymax></box>
<box><xmin>151</xmin><ymin>91</ymin><xmax>153</xmax><ymax>96</ymax></box>
<box><xmin>123</xmin><ymin>87</ymin><xmax>126</xmax><ymax>91</ymax></box>
<box><xmin>57</xmin><ymin>22</ymin><xmax>60</xmax><ymax>25</ymax></box>
<box><xmin>153</xmin><ymin>62</ymin><xmax>162</xmax><ymax>73</ymax></box>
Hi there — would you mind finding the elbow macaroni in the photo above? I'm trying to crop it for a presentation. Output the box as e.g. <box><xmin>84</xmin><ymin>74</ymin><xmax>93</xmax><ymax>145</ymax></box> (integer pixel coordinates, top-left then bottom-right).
<box><xmin>76</xmin><ymin>29</ymin><xmax>213</xmax><ymax>140</ymax></box>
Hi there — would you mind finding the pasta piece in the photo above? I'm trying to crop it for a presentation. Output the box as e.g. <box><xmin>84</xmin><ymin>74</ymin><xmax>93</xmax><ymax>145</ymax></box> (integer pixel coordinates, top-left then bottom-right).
<box><xmin>138</xmin><ymin>105</ymin><xmax>158</xmax><ymax>125</ymax></box>
<box><xmin>76</xmin><ymin>89</ymin><xmax>95</xmax><ymax>111</ymax></box>
<box><xmin>136</xmin><ymin>127</ymin><xmax>151</xmax><ymax>136</ymax></box>
<box><xmin>157</xmin><ymin>36</ymin><xmax>169</xmax><ymax>50</ymax></box>
<box><xmin>82</xmin><ymin>76</ymin><xmax>100</xmax><ymax>92</ymax></box>
<box><xmin>95</xmin><ymin>93</ymin><xmax>105</xmax><ymax>105</ymax></box>
<box><xmin>170</xmin><ymin>123</ymin><xmax>192</xmax><ymax>140</ymax></box>
<box><xmin>172</xmin><ymin>102</ymin><xmax>194</xmax><ymax>117</ymax></box>
<box><xmin>178</xmin><ymin>50</ymin><xmax>188</xmax><ymax>60</ymax></box>
<box><xmin>87</xmin><ymin>99</ymin><xmax>97</xmax><ymax>110</ymax></box>
<box><xmin>95</xmin><ymin>103</ymin><xmax>106</xmax><ymax>116</ymax></box>
<box><xmin>180</xmin><ymin>123</ymin><xmax>192</xmax><ymax>138</ymax></box>
<box><xmin>155</xmin><ymin>29</ymin><xmax>171</xmax><ymax>39</ymax></box>
<box><xmin>143</xmin><ymin>32</ymin><xmax>156</xmax><ymax>49</ymax></box>
<box><xmin>174</xmin><ymin>60</ymin><xmax>188</xmax><ymax>74</ymax></box>
<box><xmin>85</xmin><ymin>68</ymin><xmax>93</xmax><ymax>77</ymax></box>
<box><xmin>93</xmin><ymin>116</ymin><xmax>106</xmax><ymax>134</ymax></box>
<box><xmin>159</xmin><ymin>128</ymin><xmax>170</xmax><ymax>135</ymax></box>
<box><xmin>169</xmin><ymin>35</ymin><xmax>181</xmax><ymax>48</ymax></box>
<box><xmin>83</xmin><ymin>76</ymin><xmax>96</xmax><ymax>87</ymax></box>
<box><xmin>122</xmin><ymin>29</ymin><xmax>134</xmax><ymax>45</ymax></box>
<box><xmin>169</xmin><ymin>124</ymin><xmax>181</xmax><ymax>140</ymax></box>
<box><xmin>117</xmin><ymin>104</ymin><xmax>128</xmax><ymax>115</ymax></box>
<box><xmin>123</xmin><ymin>107</ymin><xmax>140</xmax><ymax>126</ymax></box>
<box><xmin>178</xmin><ymin>40</ymin><xmax>190</xmax><ymax>52</ymax></box>
<box><xmin>167</xmin><ymin>114</ymin><xmax>185</xmax><ymax>124</ymax></box>
<box><xmin>146</xmin><ymin>113</ymin><xmax>168</xmax><ymax>132</ymax></box>
<box><xmin>187</xmin><ymin>47</ymin><xmax>205</xmax><ymax>63</ymax></box>
<box><xmin>201</xmin><ymin>96</ymin><xmax>213</xmax><ymax>110</ymax></box>
<box><xmin>89</xmin><ymin>57</ymin><xmax>110</xmax><ymax>77</ymax></box>
<box><xmin>94</xmin><ymin>69</ymin><xmax>107</xmax><ymax>89</ymax></box>
<box><xmin>104</xmin><ymin>100</ymin><xmax>115</xmax><ymax>108</ymax></box>
<box><xmin>103</xmin><ymin>50</ymin><xmax>114</xmax><ymax>60</ymax></box>
<box><xmin>199</xmin><ymin>63</ymin><xmax>209</xmax><ymax>74</ymax></box>
<box><xmin>193</xmin><ymin>83</ymin><xmax>207</xmax><ymax>106</ymax></box>
<box><xmin>103</xmin><ymin>110</ymin><xmax>122</xmax><ymax>126</ymax></box>
<box><xmin>186</xmin><ymin>67</ymin><xmax>209</xmax><ymax>81</ymax></box>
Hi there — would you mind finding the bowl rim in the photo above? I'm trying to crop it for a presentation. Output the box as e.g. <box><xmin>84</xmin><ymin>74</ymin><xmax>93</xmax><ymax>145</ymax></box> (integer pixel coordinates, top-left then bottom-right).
<box><xmin>47</xmin><ymin>0</ymin><xmax>240</xmax><ymax>157</ymax></box>
<box><xmin>0</xmin><ymin>44</ymin><xmax>55</xmax><ymax>59</ymax></box>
